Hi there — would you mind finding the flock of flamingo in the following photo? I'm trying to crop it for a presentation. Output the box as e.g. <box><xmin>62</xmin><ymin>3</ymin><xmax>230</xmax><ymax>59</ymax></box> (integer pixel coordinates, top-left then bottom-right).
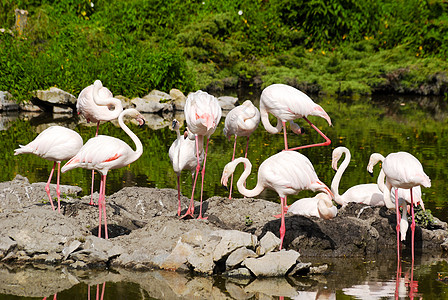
<box><xmin>13</xmin><ymin>81</ymin><xmax>430</xmax><ymax>262</ymax></box>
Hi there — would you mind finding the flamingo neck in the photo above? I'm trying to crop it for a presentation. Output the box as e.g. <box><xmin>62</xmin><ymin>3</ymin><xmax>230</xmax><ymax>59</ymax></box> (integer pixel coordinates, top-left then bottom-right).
<box><xmin>331</xmin><ymin>149</ymin><xmax>350</xmax><ymax>205</ymax></box>
<box><xmin>93</xmin><ymin>83</ymin><xmax>123</xmax><ymax>119</ymax></box>
<box><xmin>119</xmin><ymin>110</ymin><xmax>143</xmax><ymax>159</ymax></box>
<box><xmin>317</xmin><ymin>194</ymin><xmax>337</xmax><ymax>219</ymax></box>
<box><xmin>230</xmin><ymin>157</ymin><xmax>265</xmax><ymax>198</ymax></box>
<box><xmin>260</xmin><ymin>103</ymin><xmax>282</xmax><ymax>134</ymax></box>
<box><xmin>383</xmin><ymin>180</ymin><xmax>396</xmax><ymax>209</ymax></box>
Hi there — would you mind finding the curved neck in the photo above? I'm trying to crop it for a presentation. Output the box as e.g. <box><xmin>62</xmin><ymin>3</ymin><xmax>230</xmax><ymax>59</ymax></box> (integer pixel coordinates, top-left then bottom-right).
<box><xmin>230</xmin><ymin>157</ymin><xmax>266</xmax><ymax>198</ymax></box>
<box><xmin>93</xmin><ymin>83</ymin><xmax>123</xmax><ymax>119</ymax></box>
<box><xmin>260</xmin><ymin>104</ymin><xmax>282</xmax><ymax>134</ymax></box>
<box><xmin>317</xmin><ymin>194</ymin><xmax>337</xmax><ymax>219</ymax></box>
<box><xmin>383</xmin><ymin>180</ymin><xmax>396</xmax><ymax>209</ymax></box>
<box><xmin>119</xmin><ymin>110</ymin><xmax>143</xmax><ymax>158</ymax></box>
<box><xmin>331</xmin><ymin>149</ymin><xmax>350</xmax><ymax>205</ymax></box>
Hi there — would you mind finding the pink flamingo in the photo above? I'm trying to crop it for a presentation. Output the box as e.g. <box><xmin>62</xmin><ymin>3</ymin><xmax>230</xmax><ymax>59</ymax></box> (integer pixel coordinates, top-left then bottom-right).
<box><xmin>14</xmin><ymin>126</ymin><xmax>83</xmax><ymax>213</ymax></box>
<box><xmin>169</xmin><ymin>119</ymin><xmax>204</xmax><ymax>216</ymax></box>
<box><xmin>181</xmin><ymin>90</ymin><xmax>222</xmax><ymax>220</ymax></box>
<box><xmin>287</xmin><ymin>192</ymin><xmax>337</xmax><ymax>219</ymax></box>
<box><xmin>223</xmin><ymin>100</ymin><xmax>260</xmax><ymax>199</ymax></box>
<box><xmin>221</xmin><ymin>151</ymin><xmax>333</xmax><ymax>249</ymax></box>
<box><xmin>260</xmin><ymin>84</ymin><xmax>332</xmax><ymax>151</ymax></box>
<box><xmin>62</xmin><ymin>109</ymin><xmax>145</xmax><ymax>239</ymax></box>
<box><xmin>77</xmin><ymin>80</ymin><xmax>123</xmax><ymax>205</ymax></box>
<box><xmin>367</xmin><ymin>152</ymin><xmax>428</xmax><ymax>261</ymax></box>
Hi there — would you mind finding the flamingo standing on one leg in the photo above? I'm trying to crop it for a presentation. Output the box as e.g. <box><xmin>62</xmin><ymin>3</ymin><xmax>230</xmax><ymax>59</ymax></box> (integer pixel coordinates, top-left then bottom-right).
<box><xmin>14</xmin><ymin>126</ymin><xmax>83</xmax><ymax>213</ymax></box>
<box><xmin>62</xmin><ymin>109</ymin><xmax>145</xmax><ymax>239</ymax></box>
<box><xmin>260</xmin><ymin>84</ymin><xmax>332</xmax><ymax>151</ymax></box>
<box><xmin>77</xmin><ymin>80</ymin><xmax>124</xmax><ymax>205</ymax></box>
<box><xmin>181</xmin><ymin>90</ymin><xmax>222</xmax><ymax>220</ymax></box>
<box><xmin>368</xmin><ymin>152</ymin><xmax>430</xmax><ymax>262</ymax></box>
<box><xmin>221</xmin><ymin>151</ymin><xmax>333</xmax><ymax>249</ymax></box>
<box><xmin>223</xmin><ymin>100</ymin><xmax>260</xmax><ymax>199</ymax></box>
<box><xmin>169</xmin><ymin>119</ymin><xmax>204</xmax><ymax>216</ymax></box>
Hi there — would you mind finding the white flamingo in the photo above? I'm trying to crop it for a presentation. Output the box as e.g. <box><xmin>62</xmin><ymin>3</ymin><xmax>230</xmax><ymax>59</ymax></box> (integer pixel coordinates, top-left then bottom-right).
<box><xmin>14</xmin><ymin>126</ymin><xmax>83</xmax><ymax>213</ymax></box>
<box><xmin>287</xmin><ymin>192</ymin><xmax>338</xmax><ymax>219</ymax></box>
<box><xmin>260</xmin><ymin>83</ymin><xmax>332</xmax><ymax>151</ymax></box>
<box><xmin>169</xmin><ymin>119</ymin><xmax>204</xmax><ymax>216</ymax></box>
<box><xmin>221</xmin><ymin>151</ymin><xmax>333</xmax><ymax>249</ymax></box>
<box><xmin>223</xmin><ymin>100</ymin><xmax>260</xmax><ymax>199</ymax></box>
<box><xmin>62</xmin><ymin>109</ymin><xmax>145</xmax><ymax>239</ymax></box>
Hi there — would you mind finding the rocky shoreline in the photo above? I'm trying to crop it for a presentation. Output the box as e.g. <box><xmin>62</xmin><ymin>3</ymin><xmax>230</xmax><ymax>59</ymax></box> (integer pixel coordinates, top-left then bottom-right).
<box><xmin>0</xmin><ymin>175</ymin><xmax>447</xmax><ymax>279</ymax></box>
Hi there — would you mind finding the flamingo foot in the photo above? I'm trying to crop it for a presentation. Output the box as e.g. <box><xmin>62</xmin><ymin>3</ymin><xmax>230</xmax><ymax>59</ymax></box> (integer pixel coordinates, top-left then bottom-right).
<box><xmin>180</xmin><ymin>207</ymin><xmax>195</xmax><ymax>219</ymax></box>
<box><xmin>197</xmin><ymin>215</ymin><xmax>208</xmax><ymax>220</ymax></box>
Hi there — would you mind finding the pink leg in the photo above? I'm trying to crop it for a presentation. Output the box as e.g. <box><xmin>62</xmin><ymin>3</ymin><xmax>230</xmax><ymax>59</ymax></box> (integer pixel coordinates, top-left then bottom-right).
<box><xmin>395</xmin><ymin>188</ymin><xmax>401</xmax><ymax>262</ymax></box>
<box><xmin>197</xmin><ymin>138</ymin><xmax>209</xmax><ymax>220</ymax></box>
<box><xmin>273</xmin><ymin>196</ymin><xmax>289</xmax><ymax>218</ymax></box>
<box><xmin>88</xmin><ymin>284</ymin><xmax>91</xmax><ymax>300</ymax></box>
<box><xmin>229</xmin><ymin>135</ymin><xmax>237</xmax><ymax>199</ymax></box>
<box><xmin>287</xmin><ymin>117</ymin><xmax>331</xmax><ymax>151</ymax></box>
<box><xmin>89</xmin><ymin>122</ymin><xmax>101</xmax><ymax>206</ymax></box>
<box><xmin>98</xmin><ymin>176</ymin><xmax>103</xmax><ymax>238</ymax></box>
<box><xmin>101</xmin><ymin>175</ymin><xmax>108</xmax><ymax>239</ymax></box>
<box><xmin>279</xmin><ymin>197</ymin><xmax>286</xmax><ymax>249</ymax></box>
<box><xmin>180</xmin><ymin>135</ymin><xmax>201</xmax><ymax>219</ymax></box>
<box><xmin>100</xmin><ymin>282</ymin><xmax>106</xmax><ymax>300</ymax></box>
<box><xmin>177</xmin><ymin>175</ymin><xmax>181</xmax><ymax>216</ymax></box>
<box><xmin>282</xmin><ymin>121</ymin><xmax>288</xmax><ymax>150</ymax></box>
<box><xmin>56</xmin><ymin>162</ymin><xmax>61</xmax><ymax>213</ymax></box>
<box><xmin>410</xmin><ymin>188</ymin><xmax>416</xmax><ymax>262</ymax></box>
<box><xmin>45</xmin><ymin>162</ymin><xmax>56</xmax><ymax>211</ymax></box>
<box><xmin>96</xmin><ymin>284</ymin><xmax>100</xmax><ymax>300</ymax></box>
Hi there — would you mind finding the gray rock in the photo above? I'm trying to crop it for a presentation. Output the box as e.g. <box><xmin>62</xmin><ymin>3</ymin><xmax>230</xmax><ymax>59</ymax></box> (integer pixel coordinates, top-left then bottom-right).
<box><xmin>288</xmin><ymin>262</ymin><xmax>312</xmax><ymax>276</ymax></box>
<box><xmin>257</xmin><ymin>231</ymin><xmax>281</xmax><ymax>255</ymax></box>
<box><xmin>310</xmin><ymin>264</ymin><xmax>329</xmax><ymax>274</ymax></box>
<box><xmin>212</xmin><ymin>230</ymin><xmax>258</xmax><ymax>261</ymax></box>
<box><xmin>170</xmin><ymin>89</ymin><xmax>186</xmax><ymax>110</ymax></box>
<box><xmin>34</xmin><ymin>87</ymin><xmax>76</xmax><ymax>106</ymax></box>
<box><xmin>0</xmin><ymin>236</ymin><xmax>17</xmax><ymax>259</ymax></box>
<box><xmin>160</xmin><ymin>240</ymin><xmax>194</xmax><ymax>270</ymax></box>
<box><xmin>218</xmin><ymin>96</ymin><xmax>238</xmax><ymax>110</ymax></box>
<box><xmin>224</xmin><ymin>267</ymin><xmax>253</xmax><ymax>278</ymax></box>
<box><xmin>243</xmin><ymin>250</ymin><xmax>300</xmax><ymax>277</ymax></box>
<box><xmin>62</xmin><ymin>240</ymin><xmax>82</xmax><ymax>260</ymax></box>
<box><xmin>132</xmin><ymin>91</ymin><xmax>173</xmax><ymax>113</ymax></box>
<box><xmin>0</xmin><ymin>91</ymin><xmax>19</xmax><ymax>111</ymax></box>
<box><xmin>226</xmin><ymin>247</ymin><xmax>257</xmax><ymax>269</ymax></box>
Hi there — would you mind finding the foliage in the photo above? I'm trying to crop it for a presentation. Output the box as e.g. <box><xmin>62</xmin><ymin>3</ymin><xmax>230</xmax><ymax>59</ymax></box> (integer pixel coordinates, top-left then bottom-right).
<box><xmin>413</xmin><ymin>206</ymin><xmax>435</xmax><ymax>228</ymax></box>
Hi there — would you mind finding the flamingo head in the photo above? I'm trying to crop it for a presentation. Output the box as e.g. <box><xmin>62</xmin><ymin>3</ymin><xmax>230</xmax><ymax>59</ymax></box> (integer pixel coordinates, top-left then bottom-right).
<box><xmin>172</xmin><ymin>119</ymin><xmax>180</xmax><ymax>131</ymax></box>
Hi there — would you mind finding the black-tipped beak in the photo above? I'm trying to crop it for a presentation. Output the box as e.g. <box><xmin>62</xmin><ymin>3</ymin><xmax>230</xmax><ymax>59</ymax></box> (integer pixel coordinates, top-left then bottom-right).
<box><xmin>222</xmin><ymin>185</ymin><xmax>228</xmax><ymax>191</ymax></box>
<box><xmin>172</xmin><ymin>120</ymin><xmax>177</xmax><ymax>129</ymax></box>
<box><xmin>368</xmin><ymin>171</ymin><xmax>373</xmax><ymax>177</ymax></box>
<box><xmin>138</xmin><ymin>119</ymin><xmax>146</xmax><ymax>128</ymax></box>
<box><xmin>300</xmin><ymin>127</ymin><xmax>306</xmax><ymax>134</ymax></box>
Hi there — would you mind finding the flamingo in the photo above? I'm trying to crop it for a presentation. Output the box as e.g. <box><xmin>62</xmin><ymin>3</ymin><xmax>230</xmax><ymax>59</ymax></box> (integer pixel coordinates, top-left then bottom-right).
<box><xmin>287</xmin><ymin>192</ymin><xmax>338</xmax><ymax>219</ymax></box>
<box><xmin>367</xmin><ymin>152</ymin><xmax>427</xmax><ymax>261</ymax></box>
<box><xmin>331</xmin><ymin>146</ymin><xmax>385</xmax><ymax>207</ymax></box>
<box><xmin>259</xmin><ymin>83</ymin><xmax>332</xmax><ymax>151</ymax></box>
<box><xmin>223</xmin><ymin>100</ymin><xmax>260</xmax><ymax>199</ymax></box>
<box><xmin>221</xmin><ymin>151</ymin><xmax>333</xmax><ymax>249</ymax></box>
<box><xmin>62</xmin><ymin>108</ymin><xmax>145</xmax><ymax>239</ymax></box>
<box><xmin>168</xmin><ymin>119</ymin><xmax>204</xmax><ymax>216</ymax></box>
<box><xmin>14</xmin><ymin>126</ymin><xmax>83</xmax><ymax>213</ymax></box>
<box><xmin>77</xmin><ymin>80</ymin><xmax>124</xmax><ymax>205</ymax></box>
<box><xmin>181</xmin><ymin>90</ymin><xmax>222</xmax><ymax>220</ymax></box>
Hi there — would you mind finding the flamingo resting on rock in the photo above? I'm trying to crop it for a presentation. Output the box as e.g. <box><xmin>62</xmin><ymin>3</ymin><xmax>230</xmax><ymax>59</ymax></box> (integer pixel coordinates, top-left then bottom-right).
<box><xmin>62</xmin><ymin>109</ymin><xmax>145</xmax><ymax>239</ymax></box>
<box><xmin>221</xmin><ymin>151</ymin><xmax>333</xmax><ymax>249</ymax></box>
<box><xmin>259</xmin><ymin>83</ymin><xmax>332</xmax><ymax>151</ymax></box>
<box><xmin>14</xmin><ymin>126</ymin><xmax>83</xmax><ymax>213</ymax></box>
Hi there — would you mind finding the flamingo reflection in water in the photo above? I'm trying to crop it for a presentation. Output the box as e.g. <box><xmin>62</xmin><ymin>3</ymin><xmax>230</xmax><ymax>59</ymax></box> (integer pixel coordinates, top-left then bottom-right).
<box><xmin>88</xmin><ymin>282</ymin><xmax>106</xmax><ymax>300</ymax></box>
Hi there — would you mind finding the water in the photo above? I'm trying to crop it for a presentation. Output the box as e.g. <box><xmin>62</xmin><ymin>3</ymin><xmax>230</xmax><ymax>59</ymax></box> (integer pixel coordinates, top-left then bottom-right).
<box><xmin>1</xmin><ymin>93</ymin><xmax>447</xmax><ymax>299</ymax></box>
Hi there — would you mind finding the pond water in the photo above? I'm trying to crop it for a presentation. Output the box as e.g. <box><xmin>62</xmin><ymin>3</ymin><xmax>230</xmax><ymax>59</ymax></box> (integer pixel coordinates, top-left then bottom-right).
<box><xmin>0</xmin><ymin>92</ymin><xmax>447</xmax><ymax>299</ymax></box>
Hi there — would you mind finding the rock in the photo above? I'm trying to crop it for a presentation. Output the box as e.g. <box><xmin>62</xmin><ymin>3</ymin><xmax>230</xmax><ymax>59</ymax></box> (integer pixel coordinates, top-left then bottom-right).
<box><xmin>243</xmin><ymin>250</ymin><xmax>300</xmax><ymax>277</ymax></box>
<box><xmin>160</xmin><ymin>240</ymin><xmax>194</xmax><ymax>270</ymax></box>
<box><xmin>310</xmin><ymin>264</ymin><xmax>329</xmax><ymax>274</ymax></box>
<box><xmin>0</xmin><ymin>91</ymin><xmax>19</xmax><ymax>111</ymax></box>
<box><xmin>132</xmin><ymin>90</ymin><xmax>173</xmax><ymax>113</ymax></box>
<box><xmin>0</xmin><ymin>237</ymin><xmax>17</xmax><ymax>259</ymax></box>
<box><xmin>218</xmin><ymin>96</ymin><xmax>238</xmax><ymax>110</ymax></box>
<box><xmin>288</xmin><ymin>262</ymin><xmax>312</xmax><ymax>276</ymax></box>
<box><xmin>244</xmin><ymin>277</ymin><xmax>300</xmax><ymax>298</ymax></box>
<box><xmin>19</xmin><ymin>101</ymin><xmax>42</xmax><ymax>112</ymax></box>
<box><xmin>224</xmin><ymin>267</ymin><xmax>253</xmax><ymax>278</ymax></box>
<box><xmin>33</xmin><ymin>87</ymin><xmax>77</xmax><ymax>107</ymax></box>
<box><xmin>212</xmin><ymin>230</ymin><xmax>258</xmax><ymax>261</ymax></box>
<box><xmin>170</xmin><ymin>89</ymin><xmax>186</xmax><ymax>110</ymax></box>
<box><xmin>62</xmin><ymin>240</ymin><xmax>82</xmax><ymax>260</ymax></box>
<box><xmin>53</xmin><ymin>106</ymin><xmax>73</xmax><ymax>114</ymax></box>
<box><xmin>257</xmin><ymin>231</ymin><xmax>281</xmax><ymax>255</ymax></box>
<box><xmin>226</xmin><ymin>281</ymin><xmax>255</xmax><ymax>299</ymax></box>
<box><xmin>226</xmin><ymin>247</ymin><xmax>257</xmax><ymax>269</ymax></box>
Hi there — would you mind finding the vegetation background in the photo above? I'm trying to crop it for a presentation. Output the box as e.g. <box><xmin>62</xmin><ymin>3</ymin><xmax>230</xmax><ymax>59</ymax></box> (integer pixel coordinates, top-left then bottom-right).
<box><xmin>1</xmin><ymin>0</ymin><xmax>448</xmax><ymax>101</ymax></box>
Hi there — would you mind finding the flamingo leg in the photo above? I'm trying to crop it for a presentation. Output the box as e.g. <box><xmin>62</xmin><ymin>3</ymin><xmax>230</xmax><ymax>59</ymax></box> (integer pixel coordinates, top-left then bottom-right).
<box><xmin>96</xmin><ymin>284</ymin><xmax>100</xmax><ymax>300</ymax></box>
<box><xmin>287</xmin><ymin>117</ymin><xmax>331</xmax><ymax>151</ymax></box>
<box><xmin>395</xmin><ymin>188</ymin><xmax>401</xmax><ymax>262</ymax></box>
<box><xmin>100</xmin><ymin>282</ymin><xmax>106</xmax><ymax>300</ymax></box>
<box><xmin>197</xmin><ymin>138</ymin><xmax>209</xmax><ymax>220</ymax></box>
<box><xmin>56</xmin><ymin>162</ymin><xmax>61</xmax><ymax>213</ymax></box>
<box><xmin>282</xmin><ymin>121</ymin><xmax>288</xmax><ymax>150</ymax></box>
<box><xmin>279</xmin><ymin>196</ymin><xmax>286</xmax><ymax>250</ymax></box>
<box><xmin>177</xmin><ymin>175</ymin><xmax>181</xmax><ymax>217</ymax></box>
<box><xmin>410</xmin><ymin>188</ymin><xmax>416</xmax><ymax>262</ymax></box>
<box><xmin>89</xmin><ymin>121</ymin><xmax>101</xmax><ymax>206</ymax></box>
<box><xmin>88</xmin><ymin>284</ymin><xmax>91</xmax><ymax>300</ymax></box>
<box><xmin>98</xmin><ymin>176</ymin><xmax>103</xmax><ymax>238</ymax></box>
<box><xmin>102</xmin><ymin>174</ymin><xmax>108</xmax><ymax>239</ymax></box>
<box><xmin>45</xmin><ymin>162</ymin><xmax>56</xmax><ymax>211</ymax></box>
<box><xmin>180</xmin><ymin>135</ymin><xmax>201</xmax><ymax>219</ymax></box>
<box><xmin>273</xmin><ymin>196</ymin><xmax>289</xmax><ymax>218</ymax></box>
<box><xmin>229</xmin><ymin>135</ymin><xmax>237</xmax><ymax>199</ymax></box>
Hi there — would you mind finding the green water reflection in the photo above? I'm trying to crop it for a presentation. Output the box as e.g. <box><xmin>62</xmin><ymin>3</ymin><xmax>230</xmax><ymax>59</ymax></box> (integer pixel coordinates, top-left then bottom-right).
<box><xmin>1</xmin><ymin>94</ymin><xmax>447</xmax><ymax>223</ymax></box>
